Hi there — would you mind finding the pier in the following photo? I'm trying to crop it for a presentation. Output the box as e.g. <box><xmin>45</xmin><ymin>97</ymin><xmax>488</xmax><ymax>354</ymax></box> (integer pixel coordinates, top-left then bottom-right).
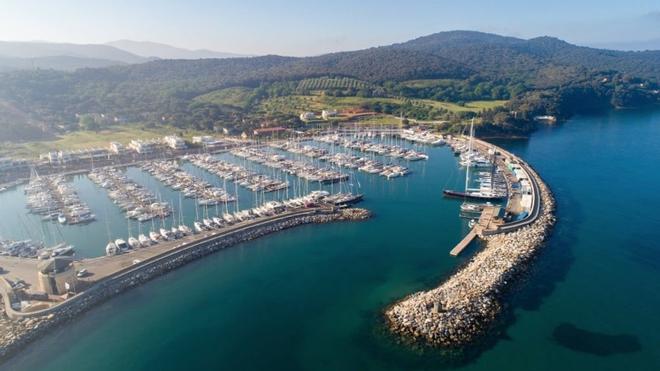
<box><xmin>449</xmin><ymin>228</ymin><xmax>478</xmax><ymax>256</ymax></box>
<box><xmin>386</xmin><ymin>137</ymin><xmax>555</xmax><ymax>347</ymax></box>
<box><xmin>447</xmin><ymin>136</ymin><xmax>543</xmax><ymax>256</ymax></box>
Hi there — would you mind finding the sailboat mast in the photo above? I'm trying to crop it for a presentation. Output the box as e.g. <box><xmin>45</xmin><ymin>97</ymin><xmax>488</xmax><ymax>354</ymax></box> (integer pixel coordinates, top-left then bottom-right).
<box><xmin>464</xmin><ymin>118</ymin><xmax>474</xmax><ymax>192</ymax></box>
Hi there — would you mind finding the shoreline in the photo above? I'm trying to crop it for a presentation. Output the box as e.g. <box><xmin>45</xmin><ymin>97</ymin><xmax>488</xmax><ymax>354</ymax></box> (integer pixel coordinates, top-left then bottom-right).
<box><xmin>0</xmin><ymin>207</ymin><xmax>371</xmax><ymax>363</ymax></box>
<box><xmin>385</xmin><ymin>140</ymin><xmax>556</xmax><ymax>347</ymax></box>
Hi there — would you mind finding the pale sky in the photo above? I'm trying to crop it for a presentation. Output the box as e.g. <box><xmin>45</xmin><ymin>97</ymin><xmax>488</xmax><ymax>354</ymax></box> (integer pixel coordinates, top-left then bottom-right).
<box><xmin>1</xmin><ymin>0</ymin><xmax>659</xmax><ymax>56</ymax></box>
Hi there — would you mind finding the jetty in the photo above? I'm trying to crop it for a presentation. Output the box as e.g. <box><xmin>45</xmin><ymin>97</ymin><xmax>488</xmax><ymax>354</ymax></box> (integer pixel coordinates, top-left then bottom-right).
<box><xmin>386</xmin><ymin>138</ymin><xmax>555</xmax><ymax>347</ymax></box>
<box><xmin>0</xmin><ymin>192</ymin><xmax>370</xmax><ymax>362</ymax></box>
<box><xmin>449</xmin><ymin>229</ymin><xmax>478</xmax><ymax>256</ymax></box>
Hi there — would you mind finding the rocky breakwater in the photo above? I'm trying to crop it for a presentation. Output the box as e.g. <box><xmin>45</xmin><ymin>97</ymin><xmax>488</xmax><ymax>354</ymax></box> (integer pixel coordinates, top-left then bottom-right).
<box><xmin>386</xmin><ymin>166</ymin><xmax>555</xmax><ymax>347</ymax></box>
<box><xmin>0</xmin><ymin>207</ymin><xmax>371</xmax><ymax>363</ymax></box>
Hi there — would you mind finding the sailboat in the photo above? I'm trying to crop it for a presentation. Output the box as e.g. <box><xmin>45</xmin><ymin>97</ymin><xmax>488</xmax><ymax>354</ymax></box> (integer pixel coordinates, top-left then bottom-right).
<box><xmin>103</xmin><ymin>207</ymin><xmax>119</xmax><ymax>256</ymax></box>
<box><xmin>149</xmin><ymin>216</ymin><xmax>161</xmax><ymax>243</ymax></box>
<box><xmin>177</xmin><ymin>195</ymin><xmax>191</xmax><ymax>236</ymax></box>
<box><xmin>127</xmin><ymin>219</ymin><xmax>140</xmax><ymax>249</ymax></box>
<box><xmin>443</xmin><ymin>119</ymin><xmax>506</xmax><ymax>201</ymax></box>
<box><xmin>137</xmin><ymin>216</ymin><xmax>150</xmax><ymax>246</ymax></box>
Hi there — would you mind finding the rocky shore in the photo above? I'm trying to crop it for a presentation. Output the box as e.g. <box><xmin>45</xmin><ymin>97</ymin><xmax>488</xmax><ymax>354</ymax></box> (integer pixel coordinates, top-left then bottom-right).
<box><xmin>0</xmin><ymin>207</ymin><xmax>370</xmax><ymax>362</ymax></box>
<box><xmin>385</xmin><ymin>167</ymin><xmax>555</xmax><ymax>347</ymax></box>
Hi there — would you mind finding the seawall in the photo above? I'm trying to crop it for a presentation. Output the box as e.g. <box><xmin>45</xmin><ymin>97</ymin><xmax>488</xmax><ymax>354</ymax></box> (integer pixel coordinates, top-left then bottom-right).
<box><xmin>0</xmin><ymin>207</ymin><xmax>370</xmax><ymax>362</ymax></box>
<box><xmin>385</xmin><ymin>143</ymin><xmax>556</xmax><ymax>347</ymax></box>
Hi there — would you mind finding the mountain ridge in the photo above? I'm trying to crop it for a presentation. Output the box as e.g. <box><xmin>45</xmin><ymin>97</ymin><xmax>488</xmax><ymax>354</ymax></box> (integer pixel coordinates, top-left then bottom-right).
<box><xmin>106</xmin><ymin>39</ymin><xmax>252</xmax><ymax>60</ymax></box>
<box><xmin>0</xmin><ymin>30</ymin><xmax>658</xmax><ymax>142</ymax></box>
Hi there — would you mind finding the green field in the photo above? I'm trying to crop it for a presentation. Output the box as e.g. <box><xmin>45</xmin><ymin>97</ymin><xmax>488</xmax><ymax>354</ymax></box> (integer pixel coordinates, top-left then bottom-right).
<box><xmin>259</xmin><ymin>94</ymin><xmax>506</xmax><ymax>116</ymax></box>
<box><xmin>400</xmin><ymin>79</ymin><xmax>463</xmax><ymax>88</ymax></box>
<box><xmin>1</xmin><ymin>124</ymin><xmax>209</xmax><ymax>158</ymax></box>
<box><xmin>297</xmin><ymin>77</ymin><xmax>372</xmax><ymax>91</ymax></box>
<box><xmin>193</xmin><ymin>87</ymin><xmax>254</xmax><ymax>110</ymax></box>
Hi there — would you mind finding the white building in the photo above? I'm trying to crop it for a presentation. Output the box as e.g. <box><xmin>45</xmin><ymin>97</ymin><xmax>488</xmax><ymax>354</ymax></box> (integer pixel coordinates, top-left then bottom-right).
<box><xmin>321</xmin><ymin>109</ymin><xmax>338</xmax><ymax>120</ymax></box>
<box><xmin>109</xmin><ymin>142</ymin><xmax>126</xmax><ymax>154</ymax></box>
<box><xmin>163</xmin><ymin>135</ymin><xmax>187</xmax><ymax>150</ymax></box>
<box><xmin>192</xmin><ymin>136</ymin><xmax>225</xmax><ymax>150</ymax></box>
<box><xmin>299</xmin><ymin>112</ymin><xmax>316</xmax><ymax>121</ymax></box>
<box><xmin>129</xmin><ymin>139</ymin><xmax>159</xmax><ymax>154</ymax></box>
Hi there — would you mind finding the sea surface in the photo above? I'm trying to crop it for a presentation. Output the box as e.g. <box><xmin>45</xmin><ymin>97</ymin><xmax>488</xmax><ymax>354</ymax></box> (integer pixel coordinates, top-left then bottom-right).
<box><xmin>2</xmin><ymin>108</ymin><xmax>660</xmax><ymax>370</ymax></box>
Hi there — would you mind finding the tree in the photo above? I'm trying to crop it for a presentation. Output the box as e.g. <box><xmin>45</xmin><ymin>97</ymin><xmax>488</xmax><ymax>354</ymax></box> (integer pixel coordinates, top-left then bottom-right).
<box><xmin>79</xmin><ymin>115</ymin><xmax>100</xmax><ymax>132</ymax></box>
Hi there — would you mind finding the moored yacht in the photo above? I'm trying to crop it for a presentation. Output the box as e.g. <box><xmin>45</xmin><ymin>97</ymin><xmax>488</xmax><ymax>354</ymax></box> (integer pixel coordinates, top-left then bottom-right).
<box><xmin>128</xmin><ymin>237</ymin><xmax>141</xmax><ymax>249</ymax></box>
<box><xmin>138</xmin><ymin>234</ymin><xmax>151</xmax><ymax>246</ymax></box>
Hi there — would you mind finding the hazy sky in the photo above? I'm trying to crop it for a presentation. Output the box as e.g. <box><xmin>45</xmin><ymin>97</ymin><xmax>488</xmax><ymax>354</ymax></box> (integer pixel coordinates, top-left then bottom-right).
<box><xmin>1</xmin><ymin>0</ymin><xmax>659</xmax><ymax>55</ymax></box>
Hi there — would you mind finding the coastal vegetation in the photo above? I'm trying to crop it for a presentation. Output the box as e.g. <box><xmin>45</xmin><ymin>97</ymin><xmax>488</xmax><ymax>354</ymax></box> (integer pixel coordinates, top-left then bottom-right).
<box><xmin>0</xmin><ymin>31</ymin><xmax>658</xmax><ymax>144</ymax></box>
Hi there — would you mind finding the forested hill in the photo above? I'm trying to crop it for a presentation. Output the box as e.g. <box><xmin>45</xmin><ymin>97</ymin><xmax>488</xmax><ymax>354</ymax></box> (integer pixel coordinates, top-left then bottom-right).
<box><xmin>1</xmin><ymin>31</ymin><xmax>659</xmax><ymax>141</ymax></box>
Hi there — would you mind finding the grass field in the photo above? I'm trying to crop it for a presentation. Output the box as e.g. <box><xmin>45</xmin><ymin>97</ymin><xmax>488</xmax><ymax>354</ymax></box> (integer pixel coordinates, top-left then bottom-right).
<box><xmin>193</xmin><ymin>87</ymin><xmax>254</xmax><ymax>110</ymax></box>
<box><xmin>399</xmin><ymin>79</ymin><xmax>462</xmax><ymax>88</ymax></box>
<box><xmin>259</xmin><ymin>94</ymin><xmax>506</xmax><ymax>116</ymax></box>
<box><xmin>1</xmin><ymin>124</ymin><xmax>209</xmax><ymax>158</ymax></box>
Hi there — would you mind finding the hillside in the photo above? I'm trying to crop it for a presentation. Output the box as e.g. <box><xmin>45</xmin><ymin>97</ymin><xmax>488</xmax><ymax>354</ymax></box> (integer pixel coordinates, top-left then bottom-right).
<box><xmin>0</xmin><ymin>31</ymin><xmax>658</xmax><ymax>141</ymax></box>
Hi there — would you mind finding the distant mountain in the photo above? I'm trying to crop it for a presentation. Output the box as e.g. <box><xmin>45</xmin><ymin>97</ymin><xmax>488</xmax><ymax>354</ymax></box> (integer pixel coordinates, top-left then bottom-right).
<box><xmin>392</xmin><ymin>31</ymin><xmax>660</xmax><ymax>85</ymax></box>
<box><xmin>107</xmin><ymin>40</ymin><xmax>251</xmax><ymax>60</ymax></box>
<box><xmin>0</xmin><ymin>55</ymin><xmax>128</xmax><ymax>72</ymax></box>
<box><xmin>0</xmin><ymin>31</ymin><xmax>658</xmax><ymax>141</ymax></box>
<box><xmin>0</xmin><ymin>41</ymin><xmax>148</xmax><ymax>63</ymax></box>
<box><xmin>0</xmin><ymin>41</ymin><xmax>151</xmax><ymax>71</ymax></box>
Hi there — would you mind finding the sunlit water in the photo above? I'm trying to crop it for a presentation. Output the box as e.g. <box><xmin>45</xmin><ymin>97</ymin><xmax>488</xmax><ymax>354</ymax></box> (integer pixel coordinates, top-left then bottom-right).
<box><xmin>2</xmin><ymin>108</ymin><xmax>660</xmax><ymax>370</ymax></box>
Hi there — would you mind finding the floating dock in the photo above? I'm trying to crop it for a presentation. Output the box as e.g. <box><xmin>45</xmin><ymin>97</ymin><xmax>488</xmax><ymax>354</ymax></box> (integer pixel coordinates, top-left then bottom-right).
<box><xmin>450</xmin><ymin>228</ymin><xmax>478</xmax><ymax>256</ymax></box>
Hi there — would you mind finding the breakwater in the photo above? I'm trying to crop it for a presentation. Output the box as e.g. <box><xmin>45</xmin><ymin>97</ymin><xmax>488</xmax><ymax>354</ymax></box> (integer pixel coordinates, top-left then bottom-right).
<box><xmin>385</xmin><ymin>150</ymin><xmax>555</xmax><ymax>347</ymax></box>
<box><xmin>0</xmin><ymin>207</ymin><xmax>370</xmax><ymax>362</ymax></box>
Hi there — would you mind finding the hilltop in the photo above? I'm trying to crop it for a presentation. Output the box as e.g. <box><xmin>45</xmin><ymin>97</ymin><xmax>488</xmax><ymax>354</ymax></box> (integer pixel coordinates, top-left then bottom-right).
<box><xmin>0</xmin><ymin>31</ymin><xmax>658</xmax><ymax>141</ymax></box>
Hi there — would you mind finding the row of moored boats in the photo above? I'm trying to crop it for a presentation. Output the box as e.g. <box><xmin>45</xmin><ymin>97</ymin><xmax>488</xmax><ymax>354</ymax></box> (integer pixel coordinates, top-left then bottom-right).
<box><xmin>89</xmin><ymin>167</ymin><xmax>172</xmax><ymax>222</ymax></box>
<box><xmin>25</xmin><ymin>174</ymin><xmax>95</xmax><ymax>225</ymax></box>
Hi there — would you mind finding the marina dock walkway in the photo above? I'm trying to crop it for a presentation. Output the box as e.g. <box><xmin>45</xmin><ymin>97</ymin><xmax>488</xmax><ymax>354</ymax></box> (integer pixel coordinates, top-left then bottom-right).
<box><xmin>450</xmin><ymin>229</ymin><xmax>478</xmax><ymax>256</ymax></box>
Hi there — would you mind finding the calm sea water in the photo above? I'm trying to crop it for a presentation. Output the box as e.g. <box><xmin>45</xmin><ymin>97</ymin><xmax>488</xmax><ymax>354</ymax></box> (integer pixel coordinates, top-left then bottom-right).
<box><xmin>2</xmin><ymin>108</ymin><xmax>660</xmax><ymax>370</ymax></box>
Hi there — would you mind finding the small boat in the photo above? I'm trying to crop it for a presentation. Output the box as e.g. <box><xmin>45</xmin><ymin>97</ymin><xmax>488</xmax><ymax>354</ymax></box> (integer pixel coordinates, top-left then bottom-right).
<box><xmin>178</xmin><ymin>224</ymin><xmax>192</xmax><ymax>235</ymax></box>
<box><xmin>57</xmin><ymin>214</ymin><xmax>67</xmax><ymax>224</ymax></box>
<box><xmin>128</xmin><ymin>237</ymin><xmax>141</xmax><ymax>249</ymax></box>
<box><xmin>223</xmin><ymin>213</ymin><xmax>235</xmax><ymax>224</ymax></box>
<box><xmin>203</xmin><ymin>218</ymin><xmax>215</xmax><ymax>229</ymax></box>
<box><xmin>106</xmin><ymin>242</ymin><xmax>119</xmax><ymax>256</ymax></box>
<box><xmin>52</xmin><ymin>245</ymin><xmax>75</xmax><ymax>256</ymax></box>
<box><xmin>171</xmin><ymin>227</ymin><xmax>182</xmax><ymax>239</ymax></box>
<box><xmin>212</xmin><ymin>217</ymin><xmax>224</xmax><ymax>227</ymax></box>
<box><xmin>138</xmin><ymin>234</ymin><xmax>151</xmax><ymax>246</ymax></box>
<box><xmin>160</xmin><ymin>228</ymin><xmax>171</xmax><ymax>240</ymax></box>
<box><xmin>149</xmin><ymin>231</ymin><xmax>161</xmax><ymax>243</ymax></box>
<box><xmin>194</xmin><ymin>221</ymin><xmax>205</xmax><ymax>233</ymax></box>
<box><xmin>115</xmin><ymin>239</ymin><xmax>128</xmax><ymax>250</ymax></box>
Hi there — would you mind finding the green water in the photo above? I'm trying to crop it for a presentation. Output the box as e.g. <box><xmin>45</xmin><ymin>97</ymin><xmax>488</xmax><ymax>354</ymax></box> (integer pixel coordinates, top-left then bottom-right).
<box><xmin>2</xmin><ymin>108</ymin><xmax>660</xmax><ymax>370</ymax></box>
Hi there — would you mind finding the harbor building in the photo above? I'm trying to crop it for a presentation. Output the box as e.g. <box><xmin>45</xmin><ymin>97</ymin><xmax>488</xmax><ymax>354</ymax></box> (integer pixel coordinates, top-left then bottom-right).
<box><xmin>299</xmin><ymin>112</ymin><xmax>316</xmax><ymax>121</ymax></box>
<box><xmin>129</xmin><ymin>139</ymin><xmax>160</xmax><ymax>154</ymax></box>
<box><xmin>37</xmin><ymin>257</ymin><xmax>76</xmax><ymax>295</ymax></box>
<box><xmin>163</xmin><ymin>135</ymin><xmax>187</xmax><ymax>150</ymax></box>
<box><xmin>321</xmin><ymin>109</ymin><xmax>338</xmax><ymax>120</ymax></box>
<box><xmin>109</xmin><ymin>141</ymin><xmax>127</xmax><ymax>155</ymax></box>
<box><xmin>192</xmin><ymin>136</ymin><xmax>226</xmax><ymax>150</ymax></box>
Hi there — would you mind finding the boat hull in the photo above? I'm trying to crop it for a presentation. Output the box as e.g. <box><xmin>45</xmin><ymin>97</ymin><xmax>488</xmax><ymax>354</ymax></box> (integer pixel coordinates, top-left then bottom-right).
<box><xmin>442</xmin><ymin>189</ymin><xmax>506</xmax><ymax>201</ymax></box>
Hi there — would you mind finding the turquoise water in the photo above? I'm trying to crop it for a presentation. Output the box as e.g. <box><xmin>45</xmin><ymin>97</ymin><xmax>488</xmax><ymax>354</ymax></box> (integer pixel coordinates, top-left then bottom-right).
<box><xmin>3</xmin><ymin>108</ymin><xmax>660</xmax><ymax>370</ymax></box>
